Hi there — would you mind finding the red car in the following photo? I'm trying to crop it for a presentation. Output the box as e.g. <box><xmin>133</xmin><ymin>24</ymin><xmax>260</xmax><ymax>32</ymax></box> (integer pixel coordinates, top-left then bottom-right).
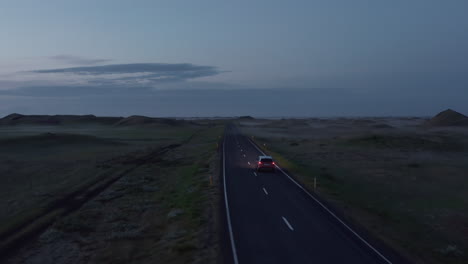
<box><xmin>256</xmin><ymin>156</ymin><xmax>275</xmax><ymax>172</ymax></box>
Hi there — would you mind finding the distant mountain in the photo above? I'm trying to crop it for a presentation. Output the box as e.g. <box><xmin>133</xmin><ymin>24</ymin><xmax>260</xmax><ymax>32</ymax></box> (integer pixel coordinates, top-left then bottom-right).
<box><xmin>113</xmin><ymin>115</ymin><xmax>183</xmax><ymax>126</ymax></box>
<box><xmin>427</xmin><ymin>109</ymin><xmax>468</xmax><ymax>127</ymax></box>
<box><xmin>0</xmin><ymin>113</ymin><xmax>122</xmax><ymax>126</ymax></box>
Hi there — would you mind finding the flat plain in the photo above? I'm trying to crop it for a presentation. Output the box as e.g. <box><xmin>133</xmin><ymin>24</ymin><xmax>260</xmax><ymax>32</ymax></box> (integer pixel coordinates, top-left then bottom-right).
<box><xmin>2</xmin><ymin>112</ymin><xmax>468</xmax><ymax>264</ymax></box>
<box><xmin>0</xmin><ymin>115</ymin><xmax>225</xmax><ymax>264</ymax></box>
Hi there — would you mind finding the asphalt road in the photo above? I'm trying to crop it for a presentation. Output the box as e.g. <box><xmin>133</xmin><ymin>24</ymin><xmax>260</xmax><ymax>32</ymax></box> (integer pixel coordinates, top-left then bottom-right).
<box><xmin>222</xmin><ymin>124</ymin><xmax>405</xmax><ymax>264</ymax></box>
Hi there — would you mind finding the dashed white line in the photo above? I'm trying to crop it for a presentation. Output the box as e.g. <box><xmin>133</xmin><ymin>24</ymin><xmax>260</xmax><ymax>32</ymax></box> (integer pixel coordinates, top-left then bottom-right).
<box><xmin>247</xmin><ymin>161</ymin><xmax>251</xmax><ymax>165</ymax></box>
<box><xmin>243</xmin><ymin>154</ymin><xmax>246</xmax><ymax>157</ymax></box>
<box><xmin>282</xmin><ymin>216</ymin><xmax>294</xmax><ymax>231</ymax></box>
<box><xmin>262</xmin><ymin>187</ymin><xmax>269</xmax><ymax>195</ymax></box>
<box><xmin>247</xmin><ymin>137</ymin><xmax>393</xmax><ymax>264</ymax></box>
<box><xmin>253</xmin><ymin>172</ymin><xmax>257</xmax><ymax>177</ymax></box>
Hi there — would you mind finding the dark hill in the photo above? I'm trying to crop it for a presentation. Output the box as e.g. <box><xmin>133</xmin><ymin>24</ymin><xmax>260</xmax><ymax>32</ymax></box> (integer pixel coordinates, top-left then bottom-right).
<box><xmin>0</xmin><ymin>133</ymin><xmax>122</xmax><ymax>147</ymax></box>
<box><xmin>0</xmin><ymin>114</ymin><xmax>191</xmax><ymax>127</ymax></box>
<box><xmin>0</xmin><ymin>114</ymin><xmax>122</xmax><ymax>126</ymax></box>
<box><xmin>427</xmin><ymin>109</ymin><xmax>468</xmax><ymax>127</ymax></box>
<box><xmin>114</xmin><ymin>115</ymin><xmax>183</xmax><ymax>126</ymax></box>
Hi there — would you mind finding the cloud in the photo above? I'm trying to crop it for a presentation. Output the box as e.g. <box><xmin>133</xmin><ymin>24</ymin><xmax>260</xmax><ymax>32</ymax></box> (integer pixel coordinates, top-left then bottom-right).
<box><xmin>32</xmin><ymin>63</ymin><xmax>219</xmax><ymax>76</ymax></box>
<box><xmin>0</xmin><ymin>62</ymin><xmax>224</xmax><ymax>91</ymax></box>
<box><xmin>29</xmin><ymin>63</ymin><xmax>222</xmax><ymax>85</ymax></box>
<box><xmin>49</xmin><ymin>55</ymin><xmax>111</xmax><ymax>65</ymax></box>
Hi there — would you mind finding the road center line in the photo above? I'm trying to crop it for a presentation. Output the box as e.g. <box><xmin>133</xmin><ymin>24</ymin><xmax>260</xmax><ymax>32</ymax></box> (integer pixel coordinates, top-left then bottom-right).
<box><xmin>247</xmin><ymin>137</ymin><xmax>393</xmax><ymax>264</ymax></box>
<box><xmin>247</xmin><ymin>161</ymin><xmax>251</xmax><ymax>165</ymax></box>
<box><xmin>282</xmin><ymin>216</ymin><xmax>294</xmax><ymax>231</ymax></box>
<box><xmin>262</xmin><ymin>187</ymin><xmax>269</xmax><ymax>195</ymax></box>
<box><xmin>253</xmin><ymin>172</ymin><xmax>257</xmax><ymax>177</ymax></box>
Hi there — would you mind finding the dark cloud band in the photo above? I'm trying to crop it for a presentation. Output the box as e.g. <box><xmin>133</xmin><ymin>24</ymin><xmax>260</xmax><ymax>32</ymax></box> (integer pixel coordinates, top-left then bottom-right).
<box><xmin>26</xmin><ymin>62</ymin><xmax>222</xmax><ymax>86</ymax></box>
<box><xmin>32</xmin><ymin>63</ymin><xmax>219</xmax><ymax>76</ymax></box>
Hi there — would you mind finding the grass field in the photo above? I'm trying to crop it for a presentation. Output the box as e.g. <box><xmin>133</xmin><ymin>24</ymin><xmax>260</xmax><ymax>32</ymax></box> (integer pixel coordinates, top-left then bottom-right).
<box><xmin>239</xmin><ymin>118</ymin><xmax>468</xmax><ymax>264</ymax></box>
<box><xmin>0</xmin><ymin>119</ymin><xmax>224</xmax><ymax>263</ymax></box>
<box><xmin>6</xmin><ymin>115</ymin><xmax>467</xmax><ymax>263</ymax></box>
<box><xmin>0</xmin><ymin>124</ymin><xmax>194</xmax><ymax>223</ymax></box>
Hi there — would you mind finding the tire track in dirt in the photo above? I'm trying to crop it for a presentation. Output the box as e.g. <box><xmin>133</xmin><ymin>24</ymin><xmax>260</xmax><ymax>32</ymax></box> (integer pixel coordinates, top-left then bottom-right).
<box><xmin>0</xmin><ymin>136</ymin><xmax>192</xmax><ymax>260</ymax></box>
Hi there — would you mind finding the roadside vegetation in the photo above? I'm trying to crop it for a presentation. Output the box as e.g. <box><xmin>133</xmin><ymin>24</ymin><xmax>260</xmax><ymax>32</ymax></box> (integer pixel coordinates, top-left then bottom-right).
<box><xmin>0</xmin><ymin>115</ymin><xmax>225</xmax><ymax>263</ymax></box>
<box><xmin>239</xmin><ymin>116</ymin><xmax>468</xmax><ymax>264</ymax></box>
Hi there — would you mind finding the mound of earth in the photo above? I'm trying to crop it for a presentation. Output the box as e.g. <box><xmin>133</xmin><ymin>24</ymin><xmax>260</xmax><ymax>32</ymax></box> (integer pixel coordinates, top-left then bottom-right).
<box><xmin>114</xmin><ymin>115</ymin><xmax>183</xmax><ymax>126</ymax></box>
<box><xmin>347</xmin><ymin>134</ymin><xmax>461</xmax><ymax>151</ymax></box>
<box><xmin>373</xmin><ymin>123</ymin><xmax>394</xmax><ymax>129</ymax></box>
<box><xmin>0</xmin><ymin>113</ymin><xmax>122</xmax><ymax>126</ymax></box>
<box><xmin>427</xmin><ymin>109</ymin><xmax>468</xmax><ymax>127</ymax></box>
<box><xmin>352</xmin><ymin>119</ymin><xmax>377</xmax><ymax>126</ymax></box>
<box><xmin>261</xmin><ymin>119</ymin><xmax>309</xmax><ymax>128</ymax></box>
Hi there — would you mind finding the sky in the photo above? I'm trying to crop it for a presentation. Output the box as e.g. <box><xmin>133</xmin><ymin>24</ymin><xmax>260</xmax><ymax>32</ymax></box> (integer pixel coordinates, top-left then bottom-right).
<box><xmin>1</xmin><ymin>0</ymin><xmax>467</xmax><ymax>117</ymax></box>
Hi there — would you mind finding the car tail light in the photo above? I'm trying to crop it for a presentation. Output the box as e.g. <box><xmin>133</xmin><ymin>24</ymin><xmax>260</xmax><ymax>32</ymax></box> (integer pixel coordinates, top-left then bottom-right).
<box><xmin>258</xmin><ymin>161</ymin><xmax>262</xmax><ymax>165</ymax></box>
<box><xmin>272</xmin><ymin>162</ymin><xmax>275</xmax><ymax>165</ymax></box>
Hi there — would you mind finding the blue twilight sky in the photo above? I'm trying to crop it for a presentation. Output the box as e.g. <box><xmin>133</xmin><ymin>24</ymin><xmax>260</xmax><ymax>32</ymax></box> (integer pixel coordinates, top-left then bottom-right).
<box><xmin>0</xmin><ymin>0</ymin><xmax>467</xmax><ymax>117</ymax></box>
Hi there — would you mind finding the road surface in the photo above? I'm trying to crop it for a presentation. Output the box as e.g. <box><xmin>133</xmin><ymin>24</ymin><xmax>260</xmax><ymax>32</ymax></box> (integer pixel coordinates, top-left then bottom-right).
<box><xmin>222</xmin><ymin>124</ymin><xmax>406</xmax><ymax>264</ymax></box>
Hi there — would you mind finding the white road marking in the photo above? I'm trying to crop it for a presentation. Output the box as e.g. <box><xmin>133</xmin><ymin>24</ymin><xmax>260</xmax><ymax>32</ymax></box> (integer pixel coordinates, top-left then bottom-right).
<box><xmin>247</xmin><ymin>137</ymin><xmax>393</xmax><ymax>264</ymax></box>
<box><xmin>253</xmin><ymin>172</ymin><xmax>257</xmax><ymax>177</ymax></box>
<box><xmin>282</xmin><ymin>216</ymin><xmax>294</xmax><ymax>231</ymax></box>
<box><xmin>247</xmin><ymin>161</ymin><xmax>251</xmax><ymax>165</ymax></box>
<box><xmin>263</xmin><ymin>187</ymin><xmax>269</xmax><ymax>195</ymax></box>
<box><xmin>243</xmin><ymin>154</ymin><xmax>246</xmax><ymax>157</ymax></box>
<box><xmin>223</xmin><ymin>138</ymin><xmax>239</xmax><ymax>264</ymax></box>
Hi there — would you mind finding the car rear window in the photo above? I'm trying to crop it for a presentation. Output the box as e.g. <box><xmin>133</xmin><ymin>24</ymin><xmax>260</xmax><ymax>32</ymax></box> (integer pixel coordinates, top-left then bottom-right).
<box><xmin>260</xmin><ymin>158</ymin><xmax>273</xmax><ymax>163</ymax></box>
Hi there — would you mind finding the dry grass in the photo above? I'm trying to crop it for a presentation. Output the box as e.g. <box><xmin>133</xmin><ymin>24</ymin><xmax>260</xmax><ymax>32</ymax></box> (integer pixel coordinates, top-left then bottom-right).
<box><xmin>1</xmin><ymin>122</ymin><xmax>224</xmax><ymax>263</ymax></box>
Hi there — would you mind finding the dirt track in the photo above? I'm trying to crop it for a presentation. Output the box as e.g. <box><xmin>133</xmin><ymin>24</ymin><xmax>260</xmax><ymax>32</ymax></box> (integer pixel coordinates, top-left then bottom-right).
<box><xmin>0</xmin><ymin>143</ymin><xmax>181</xmax><ymax>259</ymax></box>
